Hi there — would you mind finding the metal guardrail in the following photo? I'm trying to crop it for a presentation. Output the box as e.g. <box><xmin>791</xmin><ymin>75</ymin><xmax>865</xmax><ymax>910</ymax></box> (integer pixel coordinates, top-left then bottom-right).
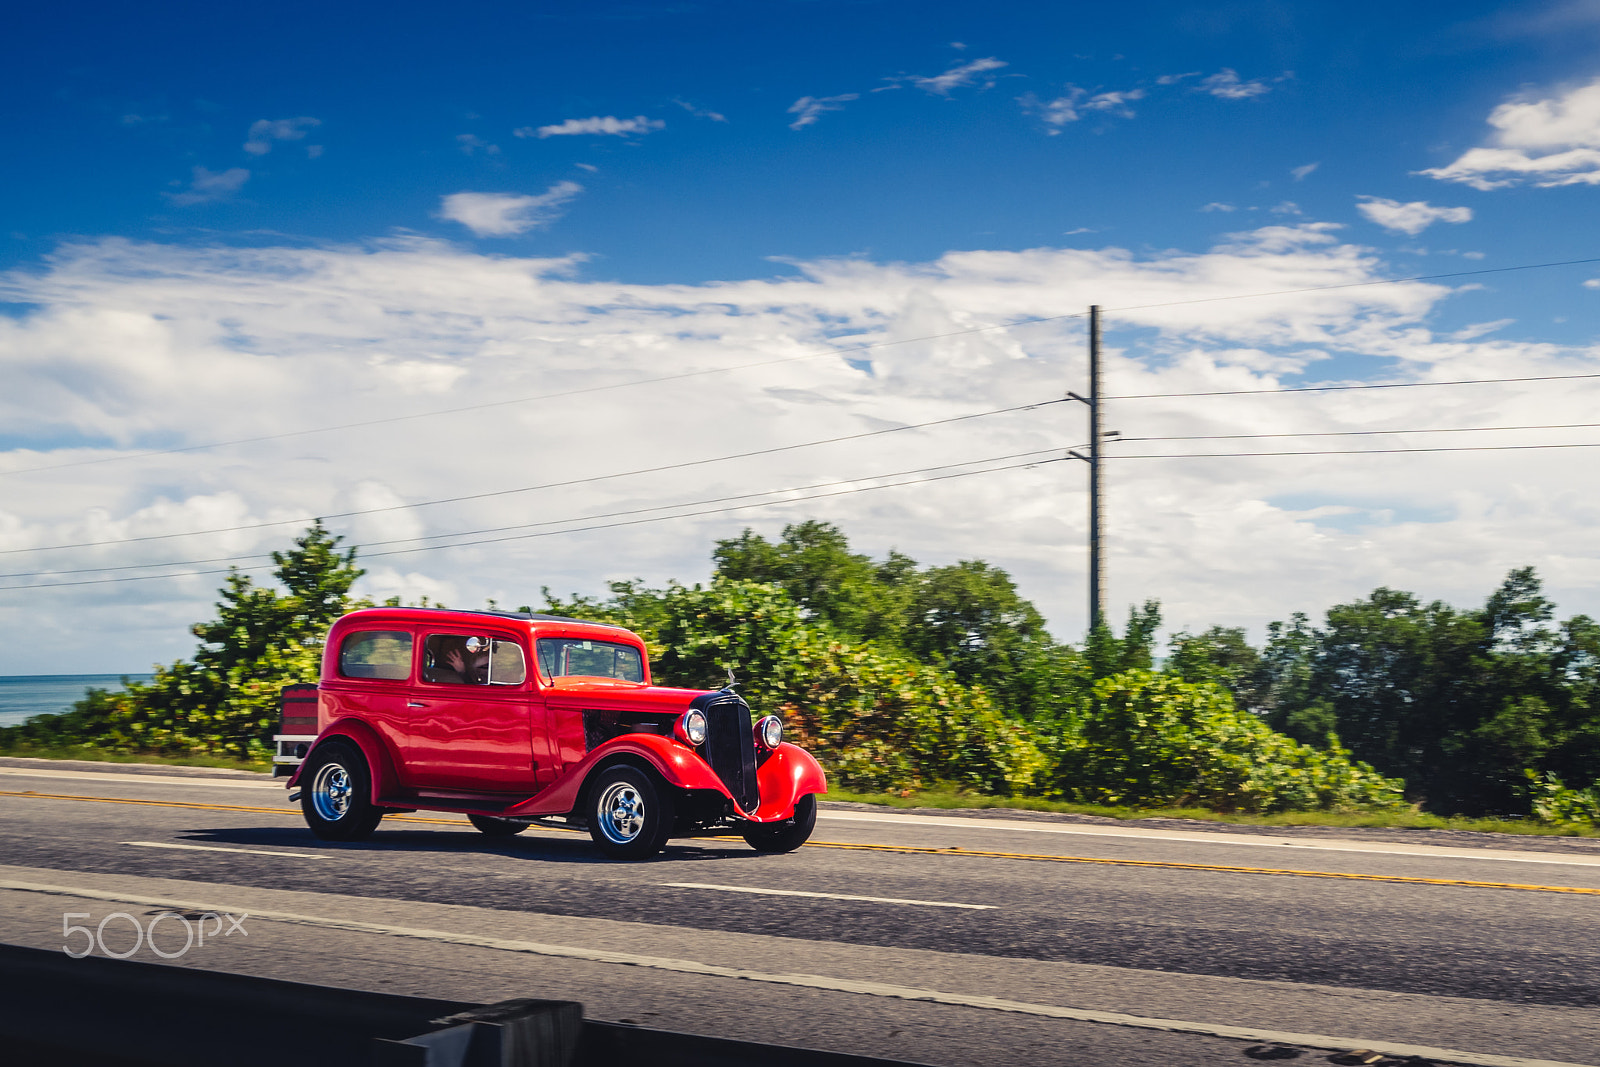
<box><xmin>0</xmin><ymin>942</ymin><xmax>929</xmax><ymax>1067</ymax></box>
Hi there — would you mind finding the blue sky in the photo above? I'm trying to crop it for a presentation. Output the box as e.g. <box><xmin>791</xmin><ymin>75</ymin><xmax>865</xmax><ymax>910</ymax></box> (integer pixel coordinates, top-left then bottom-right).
<box><xmin>5</xmin><ymin>1</ymin><xmax>1600</xmax><ymax>672</ymax></box>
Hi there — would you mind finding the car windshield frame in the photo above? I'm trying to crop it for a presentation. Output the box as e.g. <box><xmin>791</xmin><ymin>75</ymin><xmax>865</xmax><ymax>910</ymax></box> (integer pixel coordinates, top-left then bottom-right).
<box><xmin>536</xmin><ymin>637</ymin><xmax>645</xmax><ymax>683</ymax></box>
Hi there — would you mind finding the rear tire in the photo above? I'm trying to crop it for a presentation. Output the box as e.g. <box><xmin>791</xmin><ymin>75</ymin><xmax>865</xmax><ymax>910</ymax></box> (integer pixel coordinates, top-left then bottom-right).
<box><xmin>742</xmin><ymin>793</ymin><xmax>816</xmax><ymax>853</ymax></box>
<box><xmin>300</xmin><ymin>741</ymin><xmax>382</xmax><ymax>842</ymax></box>
<box><xmin>587</xmin><ymin>765</ymin><xmax>676</xmax><ymax>860</ymax></box>
<box><xmin>468</xmin><ymin>814</ymin><xmax>528</xmax><ymax>837</ymax></box>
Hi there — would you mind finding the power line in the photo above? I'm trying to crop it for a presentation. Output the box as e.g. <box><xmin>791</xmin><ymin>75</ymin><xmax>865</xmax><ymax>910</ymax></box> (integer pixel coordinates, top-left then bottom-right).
<box><xmin>7</xmin><ymin>253</ymin><xmax>1597</xmax><ymax>478</ymax></box>
<box><xmin>0</xmin><ymin>335</ymin><xmax>1086</xmax><ymax>479</ymax></box>
<box><xmin>0</xmin><ymin>451</ymin><xmax>1076</xmax><ymax>592</ymax></box>
<box><xmin>1107</xmin><ymin>371</ymin><xmax>1600</xmax><ymax>402</ymax></box>
<box><xmin>0</xmin><ymin>446</ymin><xmax>1073</xmax><ymax>580</ymax></box>
<box><xmin>0</xmin><ymin>398</ymin><xmax>1067</xmax><ymax>557</ymax></box>
<box><xmin>1119</xmin><ymin>421</ymin><xmax>1600</xmax><ymax>443</ymax></box>
<box><xmin>1110</xmin><ymin>441</ymin><xmax>1600</xmax><ymax>459</ymax></box>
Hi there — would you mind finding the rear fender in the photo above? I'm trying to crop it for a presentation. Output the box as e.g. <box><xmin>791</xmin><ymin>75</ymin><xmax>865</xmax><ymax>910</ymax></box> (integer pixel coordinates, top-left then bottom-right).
<box><xmin>287</xmin><ymin>718</ymin><xmax>402</xmax><ymax>805</ymax></box>
<box><xmin>749</xmin><ymin>744</ymin><xmax>828</xmax><ymax>822</ymax></box>
<box><xmin>510</xmin><ymin>733</ymin><xmax>729</xmax><ymax>818</ymax></box>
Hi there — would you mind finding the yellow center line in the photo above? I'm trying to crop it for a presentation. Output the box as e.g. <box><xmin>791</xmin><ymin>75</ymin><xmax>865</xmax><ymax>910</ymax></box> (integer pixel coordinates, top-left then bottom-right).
<box><xmin>5</xmin><ymin>788</ymin><xmax>1599</xmax><ymax>897</ymax></box>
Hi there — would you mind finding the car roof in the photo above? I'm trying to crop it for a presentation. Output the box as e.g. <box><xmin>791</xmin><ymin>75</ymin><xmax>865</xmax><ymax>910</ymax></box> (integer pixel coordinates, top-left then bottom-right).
<box><xmin>336</xmin><ymin>606</ymin><xmax>633</xmax><ymax>632</ymax></box>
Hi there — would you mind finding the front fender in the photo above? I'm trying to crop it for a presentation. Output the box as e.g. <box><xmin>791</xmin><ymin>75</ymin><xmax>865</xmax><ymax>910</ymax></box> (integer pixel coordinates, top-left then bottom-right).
<box><xmin>510</xmin><ymin>733</ymin><xmax>728</xmax><ymax>818</ymax></box>
<box><xmin>748</xmin><ymin>744</ymin><xmax>828</xmax><ymax>822</ymax></box>
<box><xmin>286</xmin><ymin>717</ymin><xmax>403</xmax><ymax>805</ymax></box>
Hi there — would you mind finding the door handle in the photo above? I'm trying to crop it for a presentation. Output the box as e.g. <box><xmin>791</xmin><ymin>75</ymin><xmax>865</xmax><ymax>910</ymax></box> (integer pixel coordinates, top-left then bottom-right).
<box><xmin>407</xmin><ymin>701</ymin><xmax>427</xmax><ymax>708</ymax></box>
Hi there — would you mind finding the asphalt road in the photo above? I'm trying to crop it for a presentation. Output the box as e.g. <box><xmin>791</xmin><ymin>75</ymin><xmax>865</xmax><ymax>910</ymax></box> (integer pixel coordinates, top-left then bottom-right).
<box><xmin>3</xmin><ymin>760</ymin><xmax>1599</xmax><ymax>1067</ymax></box>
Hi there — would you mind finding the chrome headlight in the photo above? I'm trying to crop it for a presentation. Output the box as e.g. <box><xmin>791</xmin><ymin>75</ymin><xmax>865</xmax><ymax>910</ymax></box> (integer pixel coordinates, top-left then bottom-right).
<box><xmin>755</xmin><ymin>715</ymin><xmax>783</xmax><ymax>750</ymax></box>
<box><xmin>676</xmin><ymin>708</ymin><xmax>708</xmax><ymax>746</ymax></box>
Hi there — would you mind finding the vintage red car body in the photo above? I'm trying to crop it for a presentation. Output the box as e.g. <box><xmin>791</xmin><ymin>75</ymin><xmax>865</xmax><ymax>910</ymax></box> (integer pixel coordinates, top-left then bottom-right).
<box><xmin>281</xmin><ymin>607</ymin><xmax>826</xmax><ymax>858</ymax></box>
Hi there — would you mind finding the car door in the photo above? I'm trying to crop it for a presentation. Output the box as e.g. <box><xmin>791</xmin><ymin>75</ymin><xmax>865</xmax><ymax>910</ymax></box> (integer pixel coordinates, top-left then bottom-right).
<box><xmin>321</xmin><ymin>628</ymin><xmax>416</xmax><ymax>787</ymax></box>
<box><xmin>405</xmin><ymin>629</ymin><xmax>539</xmax><ymax>792</ymax></box>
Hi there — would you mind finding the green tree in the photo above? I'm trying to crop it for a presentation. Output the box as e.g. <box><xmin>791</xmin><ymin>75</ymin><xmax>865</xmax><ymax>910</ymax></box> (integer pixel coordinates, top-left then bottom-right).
<box><xmin>0</xmin><ymin>523</ymin><xmax>363</xmax><ymax>762</ymax></box>
<box><xmin>1265</xmin><ymin>568</ymin><xmax>1600</xmax><ymax>814</ymax></box>
<box><xmin>712</xmin><ymin>522</ymin><xmax>915</xmax><ymax>647</ymax></box>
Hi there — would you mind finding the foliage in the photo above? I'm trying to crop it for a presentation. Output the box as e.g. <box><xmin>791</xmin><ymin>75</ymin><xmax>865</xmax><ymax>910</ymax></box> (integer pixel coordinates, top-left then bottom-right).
<box><xmin>709</xmin><ymin>521</ymin><xmax>1064</xmax><ymax>719</ymax></box>
<box><xmin>1254</xmin><ymin>568</ymin><xmax>1600</xmax><ymax>815</ymax></box>
<box><xmin>0</xmin><ymin>524</ymin><xmax>363</xmax><ymax>762</ymax></box>
<box><xmin>1527</xmin><ymin>770</ymin><xmax>1600</xmax><ymax>826</ymax></box>
<box><xmin>1054</xmin><ymin>670</ymin><xmax>1406</xmax><ymax>813</ymax></box>
<box><xmin>546</xmin><ymin>577</ymin><xmax>1049</xmax><ymax>795</ymax></box>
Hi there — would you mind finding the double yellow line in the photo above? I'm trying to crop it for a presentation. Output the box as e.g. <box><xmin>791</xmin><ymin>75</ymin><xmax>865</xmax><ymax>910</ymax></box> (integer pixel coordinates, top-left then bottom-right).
<box><xmin>6</xmin><ymin>788</ymin><xmax>1599</xmax><ymax>897</ymax></box>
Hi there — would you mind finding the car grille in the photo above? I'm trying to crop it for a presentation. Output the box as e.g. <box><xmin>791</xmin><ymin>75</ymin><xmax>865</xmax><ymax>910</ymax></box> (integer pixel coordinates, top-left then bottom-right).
<box><xmin>704</xmin><ymin>697</ymin><xmax>759</xmax><ymax>812</ymax></box>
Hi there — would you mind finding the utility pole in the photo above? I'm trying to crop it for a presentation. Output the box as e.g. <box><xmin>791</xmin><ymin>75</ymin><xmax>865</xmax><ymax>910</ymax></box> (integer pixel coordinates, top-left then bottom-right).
<box><xmin>1087</xmin><ymin>305</ymin><xmax>1105</xmax><ymax>631</ymax></box>
<box><xmin>1068</xmin><ymin>306</ymin><xmax>1106</xmax><ymax>633</ymax></box>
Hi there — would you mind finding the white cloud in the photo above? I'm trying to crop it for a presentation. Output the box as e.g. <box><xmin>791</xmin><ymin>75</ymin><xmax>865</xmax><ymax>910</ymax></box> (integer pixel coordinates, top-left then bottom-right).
<box><xmin>1271</xmin><ymin>201</ymin><xmax>1303</xmax><ymax>215</ymax></box>
<box><xmin>673</xmin><ymin>99</ymin><xmax>727</xmax><ymax>122</ymax></box>
<box><xmin>1419</xmin><ymin>77</ymin><xmax>1600</xmax><ymax>189</ymax></box>
<box><xmin>1200</xmin><ymin>202</ymin><xmax>1237</xmax><ymax>212</ymax></box>
<box><xmin>436</xmin><ymin>182</ymin><xmax>584</xmax><ymax>237</ymax></box>
<box><xmin>1291</xmin><ymin>162</ymin><xmax>1320</xmax><ymax>181</ymax></box>
<box><xmin>1157</xmin><ymin>72</ymin><xmax>1200</xmax><ymax>86</ymax></box>
<box><xmin>786</xmin><ymin>94</ymin><xmax>859</xmax><ymax>130</ymax></box>
<box><xmin>1197</xmin><ymin>69</ymin><xmax>1271</xmax><ymax>100</ymax></box>
<box><xmin>910</xmin><ymin>56</ymin><xmax>1008</xmax><ymax>95</ymax></box>
<box><xmin>4</xmin><ymin>224</ymin><xmax>1599</xmax><ymax>674</ymax></box>
<box><xmin>1586</xmin><ymin>278</ymin><xmax>1600</xmax><ymax>289</ymax></box>
<box><xmin>456</xmin><ymin>134</ymin><xmax>500</xmax><ymax>156</ymax></box>
<box><xmin>516</xmin><ymin>115</ymin><xmax>665</xmax><ymax>139</ymax></box>
<box><xmin>1019</xmin><ymin>86</ymin><xmax>1143</xmax><ymax>132</ymax></box>
<box><xmin>243</xmin><ymin>117</ymin><xmax>321</xmax><ymax>156</ymax></box>
<box><xmin>163</xmin><ymin>166</ymin><xmax>250</xmax><ymax>206</ymax></box>
<box><xmin>1018</xmin><ymin>91</ymin><xmax>1083</xmax><ymax>131</ymax></box>
<box><xmin>1355</xmin><ymin>196</ymin><xmax>1473</xmax><ymax>235</ymax></box>
<box><xmin>1082</xmin><ymin>88</ymin><xmax>1145</xmax><ymax>117</ymax></box>
<box><xmin>1448</xmin><ymin>319</ymin><xmax>1514</xmax><ymax>341</ymax></box>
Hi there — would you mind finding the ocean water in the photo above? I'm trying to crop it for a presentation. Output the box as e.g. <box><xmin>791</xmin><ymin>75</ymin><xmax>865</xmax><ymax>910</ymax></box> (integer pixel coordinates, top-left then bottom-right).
<box><xmin>0</xmin><ymin>674</ymin><xmax>156</xmax><ymax>728</ymax></box>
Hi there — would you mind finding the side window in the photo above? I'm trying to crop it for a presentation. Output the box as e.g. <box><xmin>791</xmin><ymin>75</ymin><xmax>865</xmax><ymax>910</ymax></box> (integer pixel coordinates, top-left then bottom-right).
<box><xmin>423</xmin><ymin>634</ymin><xmax>526</xmax><ymax>686</ymax></box>
<box><xmin>489</xmin><ymin>639</ymin><xmax>527</xmax><ymax>685</ymax></box>
<box><xmin>339</xmin><ymin>631</ymin><xmax>413</xmax><ymax>680</ymax></box>
<box><xmin>536</xmin><ymin>638</ymin><xmax>645</xmax><ymax>682</ymax></box>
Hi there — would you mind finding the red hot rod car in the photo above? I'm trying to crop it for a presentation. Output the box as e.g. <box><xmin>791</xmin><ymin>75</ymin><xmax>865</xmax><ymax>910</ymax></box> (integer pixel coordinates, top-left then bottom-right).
<box><xmin>280</xmin><ymin>607</ymin><xmax>826</xmax><ymax>859</ymax></box>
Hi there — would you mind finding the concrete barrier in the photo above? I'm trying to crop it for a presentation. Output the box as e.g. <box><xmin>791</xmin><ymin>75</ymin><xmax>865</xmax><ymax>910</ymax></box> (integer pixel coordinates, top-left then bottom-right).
<box><xmin>0</xmin><ymin>942</ymin><xmax>926</xmax><ymax>1066</ymax></box>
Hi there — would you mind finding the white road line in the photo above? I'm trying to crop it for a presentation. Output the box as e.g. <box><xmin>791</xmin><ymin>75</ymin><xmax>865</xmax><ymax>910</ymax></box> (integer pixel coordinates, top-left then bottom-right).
<box><xmin>0</xmin><ymin>767</ymin><xmax>280</xmax><ymax>790</ymax></box>
<box><xmin>0</xmin><ymin>877</ymin><xmax>1588</xmax><ymax>1067</ymax></box>
<box><xmin>122</xmin><ymin>841</ymin><xmax>329</xmax><ymax>860</ymax></box>
<box><xmin>660</xmin><ymin>882</ymin><xmax>996</xmax><ymax>910</ymax></box>
<box><xmin>819</xmin><ymin>810</ymin><xmax>1600</xmax><ymax>869</ymax></box>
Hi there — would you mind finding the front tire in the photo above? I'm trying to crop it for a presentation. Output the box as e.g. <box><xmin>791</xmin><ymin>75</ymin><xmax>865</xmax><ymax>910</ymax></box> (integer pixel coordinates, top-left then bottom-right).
<box><xmin>468</xmin><ymin>814</ymin><xmax>529</xmax><ymax>837</ymax></box>
<box><xmin>587</xmin><ymin>765</ymin><xmax>675</xmax><ymax>860</ymax></box>
<box><xmin>742</xmin><ymin>793</ymin><xmax>817</xmax><ymax>853</ymax></box>
<box><xmin>301</xmin><ymin>741</ymin><xmax>382</xmax><ymax>842</ymax></box>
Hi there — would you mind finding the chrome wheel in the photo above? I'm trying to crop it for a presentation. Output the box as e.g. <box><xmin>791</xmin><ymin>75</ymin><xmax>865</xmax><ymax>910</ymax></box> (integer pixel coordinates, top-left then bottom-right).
<box><xmin>311</xmin><ymin>761</ymin><xmax>353</xmax><ymax>822</ymax></box>
<box><xmin>596</xmin><ymin>780</ymin><xmax>646</xmax><ymax>844</ymax></box>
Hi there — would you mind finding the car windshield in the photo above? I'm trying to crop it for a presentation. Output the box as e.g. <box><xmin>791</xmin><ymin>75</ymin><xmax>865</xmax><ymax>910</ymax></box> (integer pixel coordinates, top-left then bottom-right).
<box><xmin>536</xmin><ymin>637</ymin><xmax>644</xmax><ymax>682</ymax></box>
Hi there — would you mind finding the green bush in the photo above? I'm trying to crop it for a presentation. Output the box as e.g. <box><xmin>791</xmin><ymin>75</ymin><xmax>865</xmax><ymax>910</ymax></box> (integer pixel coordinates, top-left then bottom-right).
<box><xmin>1056</xmin><ymin>670</ymin><xmax>1406</xmax><ymax>813</ymax></box>
<box><xmin>554</xmin><ymin>578</ymin><xmax>1049</xmax><ymax>796</ymax></box>
<box><xmin>1527</xmin><ymin>770</ymin><xmax>1600</xmax><ymax>825</ymax></box>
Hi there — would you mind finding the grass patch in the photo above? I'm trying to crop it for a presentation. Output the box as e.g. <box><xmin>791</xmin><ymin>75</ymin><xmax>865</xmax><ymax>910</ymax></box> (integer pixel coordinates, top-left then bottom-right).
<box><xmin>824</xmin><ymin>787</ymin><xmax>1600</xmax><ymax>837</ymax></box>
<box><xmin>0</xmin><ymin>743</ymin><xmax>270</xmax><ymax>774</ymax></box>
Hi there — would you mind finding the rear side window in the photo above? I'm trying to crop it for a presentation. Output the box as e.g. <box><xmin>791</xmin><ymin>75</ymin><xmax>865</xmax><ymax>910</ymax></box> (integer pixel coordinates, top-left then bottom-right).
<box><xmin>422</xmin><ymin>634</ymin><xmax>528</xmax><ymax>686</ymax></box>
<box><xmin>537</xmin><ymin>638</ymin><xmax>644</xmax><ymax>682</ymax></box>
<box><xmin>339</xmin><ymin>631</ymin><xmax>413</xmax><ymax>680</ymax></box>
